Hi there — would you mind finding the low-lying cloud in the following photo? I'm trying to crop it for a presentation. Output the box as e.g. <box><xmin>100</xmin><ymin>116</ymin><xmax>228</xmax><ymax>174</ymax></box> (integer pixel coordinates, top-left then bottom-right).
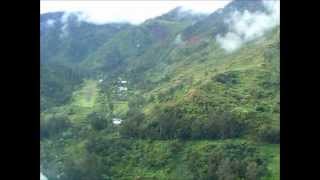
<box><xmin>41</xmin><ymin>1</ymin><xmax>231</xmax><ymax>25</ymax></box>
<box><xmin>40</xmin><ymin>172</ymin><xmax>48</xmax><ymax>180</ymax></box>
<box><xmin>41</xmin><ymin>1</ymin><xmax>231</xmax><ymax>38</ymax></box>
<box><xmin>46</xmin><ymin>19</ymin><xmax>56</xmax><ymax>27</ymax></box>
<box><xmin>59</xmin><ymin>11</ymin><xmax>87</xmax><ymax>38</ymax></box>
<box><xmin>216</xmin><ymin>0</ymin><xmax>280</xmax><ymax>53</ymax></box>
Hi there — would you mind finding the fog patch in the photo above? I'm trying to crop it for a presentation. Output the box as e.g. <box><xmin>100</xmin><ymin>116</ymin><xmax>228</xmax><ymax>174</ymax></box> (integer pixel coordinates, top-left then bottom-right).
<box><xmin>59</xmin><ymin>12</ymin><xmax>71</xmax><ymax>38</ymax></box>
<box><xmin>174</xmin><ymin>34</ymin><xmax>183</xmax><ymax>45</ymax></box>
<box><xmin>61</xmin><ymin>11</ymin><xmax>88</xmax><ymax>23</ymax></box>
<box><xmin>41</xmin><ymin>1</ymin><xmax>231</xmax><ymax>25</ymax></box>
<box><xmin>40</xmin><ymin>172</ymin><xmax>48</xmax><ymax>180</ymax></box>
<box><xmin>46</xmin><ymin>19</ymin><xmax>56</xmax><ymax>27</ymax></box>
<box><xmin>60</xmin><ymin>11</ymin><xmax>88</xmax><ymax>38</ymax></box>
<box><xmin>60</xmin><ymin>23</ymin><xmax>69</xmax><ymax>38</ymax></box>
<box><xmin>216</xmin><ymin>0</ymin><xmax>279</xmax><ymax>53</ymax></box>
<box><xmin>216</xmin><ymin>32</ymin><xmax>243</xmax><ymax>52</ymax></box>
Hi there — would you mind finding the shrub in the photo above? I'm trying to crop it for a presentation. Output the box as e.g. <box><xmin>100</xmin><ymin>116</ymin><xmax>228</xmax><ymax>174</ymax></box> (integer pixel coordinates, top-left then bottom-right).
<box><xmin>216</xmin><ymin>158</ymin><xmax>238</xmax><ymax>180</ymax></box>
<box><xmin>120</xmin><ymin>109</ymin><xmax>145</xmax><ymax>138</ymax></box>
<box><xmin>156</xmin><ymin>106</ymin><xmax>185</xmax><ymax>139</ymax></box>
<box><xmin>183</xmin><ymin>142</ymin><xmax>268</xmax><ymax>180</ymax></box>
<box><xmin>245</xmin><ymin>161</ymin><xmax>266</xmax><ymax>180</ymax></box>
<box><xmin>213</xmin><ymin>72</ymin><xmax>239</xmax><ymax>85</ymax></box>
<box><xmin>190</xmin><ymin>119</ymin><xmax>205</xmax><ymax>139</ymax></box>
<box><xmin>207</xmin><ymin>151</ymin><xmax>224</xmax><ymax>179</ymax></box>
<box><xmin>207</xmin><ymin>143</ymin><xmax>268</xmax><ymax>180</ymax></box>
<box><xmin>186</xmin><ymin>151</ymin><xmax>207</xmax><ymax>179</ymax></box>
<box><xmin>206</xmin><ymin>111</ymin><xmax>246</xmax><ymax>139</ymax></box>
<box><xmin>128</xmin><ymin>94</ymin><xmax>146</xmax><ymax>109</ymax></box>
<box><xmin>169</xmin><ymin>140</ymin><xmax>184</xmax><ymax>154</ymax></box>
<box><xmin>60</xmin><ymin>154</ymin><xmax>107</xmax><ymax>180</ymax></box>
<box><xmin>87</xmin><ymin>112</ymin><xmax>108</xmax><ymax>131</ymax></box>
<box><xmin>40</xmin><ymin>115</ymin><xmax>71</xmax><ymax>139</ymax></box>
<box><xmin>256</xmin><ymin>125</ymin><xmax>280</xmax><ymax>144</ymax></box>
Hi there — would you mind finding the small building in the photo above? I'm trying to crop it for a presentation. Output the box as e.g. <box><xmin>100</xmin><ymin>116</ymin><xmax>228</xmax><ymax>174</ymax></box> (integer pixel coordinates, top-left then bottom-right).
<box><xmin>112</xmin><ymin>118</ymin><xmax>123</xmax><ymax>125</ymax></box>
<box><xmin>119</xmin><ymin>86</ymin><xmax>128</xmax><ymax>91</ymax></box>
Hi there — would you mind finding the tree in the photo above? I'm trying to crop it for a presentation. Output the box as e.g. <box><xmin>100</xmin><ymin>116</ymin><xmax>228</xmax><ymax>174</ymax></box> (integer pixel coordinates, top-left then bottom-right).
<box><xmin>245</xmin><ymin>162</ymin><xmax>261</xmax><ymax>180</ymax></box>
<box><xmin>169</xmin><ymin>140</ymin><xmax>184</xmax><ymax>154</ymax></box>
<box><xmin>176</xmin><ymin>121</ymin><xmax>191</xmax><ymax>140</ymax></box>
<box><xmin>213</xmin><ymin>72</ymin><xmax>239</xmax><ymax>85</ymax></box>
<box><xmin>207</xmin><ymin>151</ymin><xmax>224</xmax><ymax>179</ymax></box>
<box><xmin>61</xmin><ymin>154</ymin><xmax>107</xmax><ymax>180</ymax></box>
<box><xmin>156</xmin><ymin>106</ymin><xmax>183</xmax><ymax>139</ymax></box>
<box><xmin>207</xmin><ymin>111</ymin><xmax>245</xmax><ymax>139</ymax></box>
<box><xmin>40</xmin><ymin>115</ymin><xmax>71</xmax><ymax>139</ymax></box>
<box><xmin>128</xmin><ymin>94</ymin><xmax>146</xmax><ymax>110</ymax></box>
<box><xmin>256</xmin><ymin>125</ymin><xmax>280</xmax><ymax>143</ymax></box>
<box><xmin>190</xmin><ymin>119</ymin><xmax>205</xmax><ymax>139</ymax></box>
<box><xmin>120</xmin><ymin>109</ymin><xmax>145</xmax><ymax>138</ymax></box>
<box><xmin>216</xmin><ymin>159</ymin><xmax>237</xmax><ymax>180</ymax></box>
<box><xmin>186</xmin><ymin>151</ymin><xmax>206</xmax><ymax>179</ymax></box>
<box><xmin>87</xmin><ymin>112</ymin><xmax>108</xmax><ymax>131</ymax></box>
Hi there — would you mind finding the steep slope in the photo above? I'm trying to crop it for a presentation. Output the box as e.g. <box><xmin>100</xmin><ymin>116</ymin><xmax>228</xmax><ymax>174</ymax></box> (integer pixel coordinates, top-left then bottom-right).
<box><xmin>79</xmin><ymin>7</ymin><xmax>206</xmax><ymax>79</ymax></box>
<box><xmin>40</xmin><ymin>1</ymin><xmax>280</xmax><ymax>180</ymax></box>
<box><xmin>40</xmin><ymin>12</ymin><xmax>132</xmax><ymax>110</ymax></box>
<box><xmin>41</xmin><ymin>12</ymin><xmax>132</xmax><ymax>65</ymax></box>
<box><xmin>181</xmin><ymin>0</ymin><xmax>266</xmax><ymax>41</ymax></box>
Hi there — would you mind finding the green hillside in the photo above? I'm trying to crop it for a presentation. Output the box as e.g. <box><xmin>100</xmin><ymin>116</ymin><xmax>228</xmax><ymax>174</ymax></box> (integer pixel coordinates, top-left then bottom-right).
<box><xmin>41</xmin><ymin>1</ymin><xmax>280</xmax><ymax>180</ymax></box>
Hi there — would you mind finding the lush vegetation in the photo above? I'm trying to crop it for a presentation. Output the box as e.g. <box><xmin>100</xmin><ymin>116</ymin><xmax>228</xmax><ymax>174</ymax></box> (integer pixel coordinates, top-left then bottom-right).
<box><xmin>41</xmin><ymin>1</ymin><xmax>280</xmax><ymax>179</ymax></box>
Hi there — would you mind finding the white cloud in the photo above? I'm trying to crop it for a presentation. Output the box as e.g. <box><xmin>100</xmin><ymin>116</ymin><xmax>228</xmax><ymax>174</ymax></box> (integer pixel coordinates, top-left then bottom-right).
<box><xmin>40</xmin><ymin>0</ymin><xmax>231</xmax><ymax>25</ymax></box>
<box><xmin>46</xmin><ymin>19</ymin><xmax>56</xmax><ymax>27</ymax></box>
<box><xmin>216</xmin><ymin>0</ymin><xmax>280</xmax><ymax>53</ymax></box>
<box><xmin>60</xmin><ymin>23</ymin><xmax>68</xmax><ymax>38</ymax></box>
<box><xmin>40</xmin><ymin>172</ymin><xmax>48</xmax><ymax>180</ymax></box>
<box><xmin>216</xmin><ymin>32</ymin><xmax>243</xmax><ymax>52</ymax></box>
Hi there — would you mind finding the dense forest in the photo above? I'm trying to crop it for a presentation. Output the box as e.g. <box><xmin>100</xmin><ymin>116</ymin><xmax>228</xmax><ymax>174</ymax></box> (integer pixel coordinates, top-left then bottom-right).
<box><xmin>41</xmin><ymin>0</ymin><xmax>280</xmax><ymax>179</ymax></box>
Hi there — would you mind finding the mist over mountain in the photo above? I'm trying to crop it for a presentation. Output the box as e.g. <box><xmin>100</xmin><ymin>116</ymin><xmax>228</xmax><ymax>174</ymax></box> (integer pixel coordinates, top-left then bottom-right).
<box><xmin>41</xmin><ymin>1</ymin><xmax>280</xmax><ymax>179</ymax></box>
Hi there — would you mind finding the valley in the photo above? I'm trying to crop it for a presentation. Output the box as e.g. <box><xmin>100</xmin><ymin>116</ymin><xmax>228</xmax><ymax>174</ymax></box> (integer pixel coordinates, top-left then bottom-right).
<box><xmin>40</xmin><ymin>1</ymin><xmax>280</xmax><ymax>179</ymax></box>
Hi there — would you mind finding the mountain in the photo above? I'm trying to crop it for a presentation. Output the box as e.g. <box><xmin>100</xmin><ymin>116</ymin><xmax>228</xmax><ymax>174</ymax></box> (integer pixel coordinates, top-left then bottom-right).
<box><xmin>41</xmin><ymin>12</ymin><xmax>132</xmax><ymax>64</ymax></box>
<box><xmin>41</xmin><ymin>1</ymin><xmax>280</xmax><ymax>180</ymax></box>
<box><xmin>181</xmin><ymin>0</ymin><xmax>266</xmax><ymax>40</ymax></box>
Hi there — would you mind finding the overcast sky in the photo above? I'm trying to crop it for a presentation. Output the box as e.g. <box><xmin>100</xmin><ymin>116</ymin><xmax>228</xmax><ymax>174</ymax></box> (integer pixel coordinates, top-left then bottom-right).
<box><xmin>40</xmin><ymin>0</ymin><xmax>232</xmax><ymax>24</ymax></box>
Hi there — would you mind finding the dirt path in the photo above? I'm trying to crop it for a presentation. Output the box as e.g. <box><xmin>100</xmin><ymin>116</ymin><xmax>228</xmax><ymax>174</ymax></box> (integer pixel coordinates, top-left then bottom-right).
<box><xmin>84</xmin><ymin>81</ymin><xmax>96</xmax><ymax>102</ymax></box>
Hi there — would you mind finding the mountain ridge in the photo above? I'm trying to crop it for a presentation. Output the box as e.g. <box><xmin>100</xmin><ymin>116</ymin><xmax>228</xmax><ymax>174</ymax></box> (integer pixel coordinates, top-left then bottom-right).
<box><xmin>41</xmin><ymin>1</ymin><xmax>280</xmax><ymax>179</ymax></box>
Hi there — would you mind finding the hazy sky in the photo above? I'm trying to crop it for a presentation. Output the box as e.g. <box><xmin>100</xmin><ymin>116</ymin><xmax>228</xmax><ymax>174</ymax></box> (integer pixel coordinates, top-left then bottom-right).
<box><xmin>40</xmin><ymin>0</ymin><xmax>232</xmax><ymax>24</ymax></box>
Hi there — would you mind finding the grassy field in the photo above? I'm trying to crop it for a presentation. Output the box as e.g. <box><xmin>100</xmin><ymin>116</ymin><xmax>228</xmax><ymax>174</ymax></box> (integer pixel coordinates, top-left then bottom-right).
<box><xmin>72</xmin><ymin>79</ymin><xmax>98</xmax><ymax>108</ymax></box>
